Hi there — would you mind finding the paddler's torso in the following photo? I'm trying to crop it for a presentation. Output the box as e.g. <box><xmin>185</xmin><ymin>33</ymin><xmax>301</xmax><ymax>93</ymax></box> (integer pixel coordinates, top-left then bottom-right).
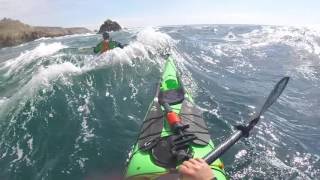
<box><xmin>94</xmin><ymin>39</ymin><xmax>119</xmax><ymax>54</ymax></box>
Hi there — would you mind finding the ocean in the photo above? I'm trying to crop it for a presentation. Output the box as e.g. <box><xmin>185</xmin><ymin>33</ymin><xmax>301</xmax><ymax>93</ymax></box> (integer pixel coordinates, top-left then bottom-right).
<box><xmin>0</xmin><ymin>25</ymin><xmax>319</xmax><ymax>179</ymax></box>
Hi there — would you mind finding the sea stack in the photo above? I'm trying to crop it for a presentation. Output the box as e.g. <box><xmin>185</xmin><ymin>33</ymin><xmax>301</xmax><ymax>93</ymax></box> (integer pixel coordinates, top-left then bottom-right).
<box><xmin>98</xmin><ymin>19</ymin><xmax>122</xmax><ymax>33</ymax></box>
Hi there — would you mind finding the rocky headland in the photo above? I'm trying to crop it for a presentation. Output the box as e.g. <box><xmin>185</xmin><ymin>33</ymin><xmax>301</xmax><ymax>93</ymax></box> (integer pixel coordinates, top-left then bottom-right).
<box><xmin>0</xmin><ymin>18</ymin><xmax>92</xmax><ymax>48</ymax></box>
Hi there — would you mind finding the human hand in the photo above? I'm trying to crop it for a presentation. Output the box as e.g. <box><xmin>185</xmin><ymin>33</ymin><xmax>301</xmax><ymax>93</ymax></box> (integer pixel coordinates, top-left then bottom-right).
<box><xmin>179</xmin><ymin>158</ymin><xmax>214</xmax><ymax>180</ymax></box>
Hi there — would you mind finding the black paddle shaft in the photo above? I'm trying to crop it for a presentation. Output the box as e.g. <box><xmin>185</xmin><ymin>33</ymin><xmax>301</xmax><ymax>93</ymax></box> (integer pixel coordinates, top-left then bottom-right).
<box><xmin>204</xmin><ymin>77</ymin><xmax>290</xmax><ymax>164</ymax></box>
<box><xmin>204</xmin><ymin>131</ymin><xmax>243</xmax><ymax>164</ymax></box>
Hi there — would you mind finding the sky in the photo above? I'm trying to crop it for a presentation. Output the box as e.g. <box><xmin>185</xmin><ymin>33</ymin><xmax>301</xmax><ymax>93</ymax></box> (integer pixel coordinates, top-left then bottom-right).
<box><xmin>0</xmin><ymin>0</ymin><xmax>320</xmax><ymax>29</ymax></box>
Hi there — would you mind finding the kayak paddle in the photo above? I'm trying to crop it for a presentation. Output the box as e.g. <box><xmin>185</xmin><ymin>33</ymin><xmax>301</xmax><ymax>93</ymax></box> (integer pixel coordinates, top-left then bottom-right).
<box><xmin>203</xmin><ymin>77</ymin><xmax>290</xmax><ymax>164</ymax></box>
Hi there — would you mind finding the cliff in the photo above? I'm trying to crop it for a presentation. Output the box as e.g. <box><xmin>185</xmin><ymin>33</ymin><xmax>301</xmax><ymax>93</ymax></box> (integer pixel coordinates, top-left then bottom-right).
<box><xmin>0</xmin><ymin>18</ymin><xmax>92</xmax><ymax>48</ymax></box>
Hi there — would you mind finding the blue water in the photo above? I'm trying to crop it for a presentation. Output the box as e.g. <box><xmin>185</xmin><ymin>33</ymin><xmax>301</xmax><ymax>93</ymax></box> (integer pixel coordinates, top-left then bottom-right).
<box><xmin>0</xmin><ymin>25</ymin><xmax>319</xmax><ymax>179</ymax></box>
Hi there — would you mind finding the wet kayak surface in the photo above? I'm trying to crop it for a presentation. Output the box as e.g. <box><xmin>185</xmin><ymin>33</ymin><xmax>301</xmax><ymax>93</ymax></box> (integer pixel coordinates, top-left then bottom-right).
<box><xmin>0</xmin><ymin>25</ymin><xmax>319</xmax><ymax>179</ymax></box>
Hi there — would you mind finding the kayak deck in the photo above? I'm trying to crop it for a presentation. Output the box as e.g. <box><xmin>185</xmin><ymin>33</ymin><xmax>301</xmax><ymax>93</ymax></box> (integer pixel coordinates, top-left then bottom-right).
<box><xmin>125</xmin><ymin>56</ymin><xmax>226</xmax><ymax>179</ymax></box>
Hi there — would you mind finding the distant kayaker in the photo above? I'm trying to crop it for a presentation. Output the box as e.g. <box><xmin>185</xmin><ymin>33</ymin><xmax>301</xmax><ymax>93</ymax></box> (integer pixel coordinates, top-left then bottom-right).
<box><xmin>93</xmin><ymin>32</ymin><xmax>124</xmax><ymax>54</ymax></box>
<box><xmin>179</xmin><ymin>158</ymin><xmax>215</xmax><ymax>180</ymax></box>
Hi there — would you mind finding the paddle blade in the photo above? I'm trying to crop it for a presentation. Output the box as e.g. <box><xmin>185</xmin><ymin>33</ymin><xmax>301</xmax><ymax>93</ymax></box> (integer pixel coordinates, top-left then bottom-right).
<box><xmin>258</xmin><ymin>77</ymin><xmax>290</xmax><ymax>116</ymax></box>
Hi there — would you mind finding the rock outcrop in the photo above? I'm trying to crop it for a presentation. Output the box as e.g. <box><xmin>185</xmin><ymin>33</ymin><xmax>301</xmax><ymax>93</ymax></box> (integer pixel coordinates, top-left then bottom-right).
<box><xmin>98</xmin><ymin>19</ymin><xmax>121</xmax><ymax>33</ymax></box>
<box><xmin>0</xmin><ymin>18</ymin><xmax>92</xmax><ymax>48</ymax></box>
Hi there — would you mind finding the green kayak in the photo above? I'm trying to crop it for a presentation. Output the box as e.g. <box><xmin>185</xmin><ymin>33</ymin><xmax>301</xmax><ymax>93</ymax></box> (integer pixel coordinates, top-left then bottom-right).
<box><xmin>125</xmin><ymin>55</ymin><xmax>227</xmax><ymax>180</ymax></box>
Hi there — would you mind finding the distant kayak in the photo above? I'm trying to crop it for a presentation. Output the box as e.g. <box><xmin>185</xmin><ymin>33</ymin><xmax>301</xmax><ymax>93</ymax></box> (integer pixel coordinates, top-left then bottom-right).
<box><xmin>125</xmin><ymin>55</ymin><xmax>227</xmax><ymax>179</ymax></box>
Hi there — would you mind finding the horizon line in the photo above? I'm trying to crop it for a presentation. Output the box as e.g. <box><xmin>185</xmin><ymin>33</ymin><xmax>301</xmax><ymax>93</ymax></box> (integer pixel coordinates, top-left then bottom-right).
<box><xmin>2</xmin><ymin>17</ymin><xmax>320</xmax><ymax>31</ymax></box>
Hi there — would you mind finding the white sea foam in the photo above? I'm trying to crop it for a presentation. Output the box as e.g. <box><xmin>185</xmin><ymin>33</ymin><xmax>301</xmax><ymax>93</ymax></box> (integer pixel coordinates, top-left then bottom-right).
<box><xmin>235</xmin><ymin>149</ymin><xmax>248</xmax><ymax>159</ymax></box>
<box><xmin>77</xmin><ymin>157</ymin><xmax>89</xmax><ymax>169</ymax></box>
<box><xmin>294</xmin><ymin>61</ymin><xmax>319</xmax><ymax>81</ymax></box>
<box><xmin>82</xmin><ymin>27</ymin><xmax>175</xmax><ymax>71</ymax></box>
<box><xmin>12</xmin><ymin>143</ymin><xmax>24</xmax><ymax>163</ymax></box>
<box><xmin>77</xmin><ymin>93</ymin><xmax>95</xmax><ymax>143</ymax></box>
<box><xmin>54</xmin><ymin>33</ymin><xmax>96</xmax><ymax>40</ymax></box>
<box><xmin>224</xmin><ymin>31</ymin><xmax>237</xmax><ymax>41</ymax></box>
<box><xmin>200</xmin><ymin>54</ymin><xmax>217</xmax><ymax>65</ymax></box>
<box><xmin>3</xmin><ymin>42</ymin><xmax>67</xmax><ymax>76</ymax></box>
<box><xmin>209</xmin><ymin>26</ymin><xmax>319</xmax><ymax>78</ymax></box>
<box><xmin>34</xmin><ymin>33</ymin><xmax>95</xmax><ymax>42</ymax></box>
<box><xmin>136</xmin><ymin>27</ymin><xmax>173</xmax><ymax>53</ymax></box>
<box><xmin>0</xmin><ymin>62</ymin><xmax>81</xmax><ymax>116</ymax></box>
<box><xmin>240</xmin><ymin>26</ymin><xmax>320</xmax><ymax>56</ymax></box>
<box><xmin>0</xmin><ymin>97</ymin><xmax>8</xmax><ymax>106</ymax></box>
<box><xmin>26</xmin><ymin>62</ymin><xmax>81</xmax><ymax>90</ymax></box>
<box><xmin>34</xmin><ymin>37</ymin><xmax>51</xmax><ymax>41</ymax></box>
<box><xmin>27</xmin><ymin>138</ymin><xmax>33</xmax><ymax>151</ymax></box>
<box><xmin>1</xmin><ymin>27</ymin><xmax>175</xmax><ymax>115</ymax></box>
<box><xmin>0</xmin><ymin>27</ymin><xmax>179</xmax><ymax>122</ymax></box>
<box><xmin>248</xmin><ymin>105</ymin><xmax>256</xmax><ymax>109</ymax></box>
<box><xmin>211</xmin><ymin>45</ymin><xmax>227</xmax><ymax>57</ymax></box>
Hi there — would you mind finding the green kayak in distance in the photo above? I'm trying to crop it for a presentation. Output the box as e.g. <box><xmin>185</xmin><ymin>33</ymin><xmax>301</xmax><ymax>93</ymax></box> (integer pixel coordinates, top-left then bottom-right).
<box><xmin>125</xmin><ymin>55</ymin><xmax>227</xmax><ymax>180</ymax></box>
